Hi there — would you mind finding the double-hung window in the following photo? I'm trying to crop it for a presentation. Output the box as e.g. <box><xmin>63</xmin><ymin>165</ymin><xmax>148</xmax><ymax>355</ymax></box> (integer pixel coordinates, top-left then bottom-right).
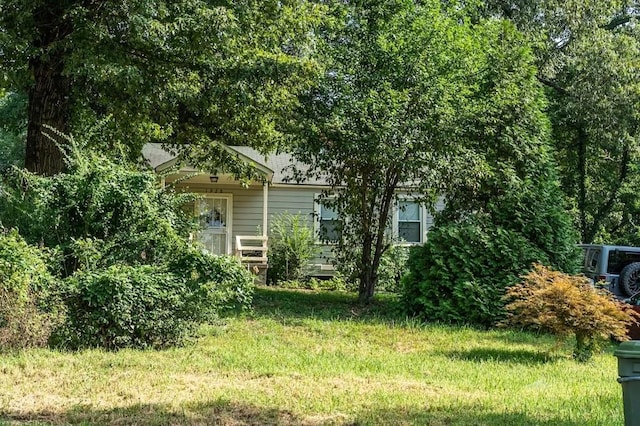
<box><xmin>315</xmin><ymin>197</ymin><xmax>340</xmax><ymax>243</ymax></box>
<box><xmin>397</xmin><ymin>200</ymin><xmax>422</xmax><ymax>244</ymax></box>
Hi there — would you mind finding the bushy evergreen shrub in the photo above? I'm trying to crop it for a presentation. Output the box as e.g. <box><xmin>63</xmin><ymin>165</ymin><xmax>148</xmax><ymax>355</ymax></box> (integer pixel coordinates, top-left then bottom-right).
<box><xmin>401</xmin><ymin>220</ymin><xmax>547</xmax><ymax>326</ymax></box>
<box><xmin>0</xmin><ymin>230</ymin><xmax>63</xmax><ymax>349</ymax></box>
<box><xmin>402</xmin><ymin>159</ymin><xmax>580</xmax><ymax>327</ymax></box>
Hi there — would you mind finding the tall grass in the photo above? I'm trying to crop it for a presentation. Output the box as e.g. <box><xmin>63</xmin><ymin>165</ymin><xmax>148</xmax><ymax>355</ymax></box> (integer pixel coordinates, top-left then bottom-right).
<box><xmin>1</xmin><ymin>287</ymin><xmax>624</xmax><ymax>425</ymax></box>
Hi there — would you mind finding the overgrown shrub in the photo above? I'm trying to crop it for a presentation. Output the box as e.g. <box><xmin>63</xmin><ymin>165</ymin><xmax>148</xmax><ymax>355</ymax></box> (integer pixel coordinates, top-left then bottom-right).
<box><xmin>336</xmin><ymin>245</ymin><xmax>409</xmax><ymax>293</ymax></box>
<box><xmin>267</xmin><ymin>212</ymin><xmax>317</xmax><ymax>284</ymax></box>
<box><xmin>0</xmin><ymin>145</ymin><xmax>195</xmax><ymax>276</ymax></box>
<box><xmin>58</xmin><ymin>253</ymin><xmax>253</xmax><ymax>350</ymax></box>
<box><xmin>1</xmin><ymin>143</ymin><xmax>255</xmax><ymax>350</ymax></box>
<box><xmin>168</xmin><ymin>247</ymin><xmax>254</xmax><ymax>313</ymax></box>
<box><xmin>503</xmin><ymin>264</ymin><xmax>638</xmax><ymax>361</ymax></box>
<box><xmin>0</xmin><ymin>230</ymin><xmax>63</xmax><ymax>350</ymax></box>
<box><xmin>401</xmin><ymin>219</ymin><xmax>549</xmax><ymax>327</ymax></box>
<box><xmin>58</xmin><ymin>265</ymin><xmax>190</xmax><ymax>349</ymax></box>
<box><xmin>402</xmin><ymin>160</ymin><xmax>580</xmax><ymax>326</ymax></box>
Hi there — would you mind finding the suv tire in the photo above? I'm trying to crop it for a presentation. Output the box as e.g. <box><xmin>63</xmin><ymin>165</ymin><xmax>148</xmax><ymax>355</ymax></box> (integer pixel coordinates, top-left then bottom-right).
<box><xmin>620</xmin><ymin>262</ymin><xmax>640</xmax><ymax>296</ymax></box>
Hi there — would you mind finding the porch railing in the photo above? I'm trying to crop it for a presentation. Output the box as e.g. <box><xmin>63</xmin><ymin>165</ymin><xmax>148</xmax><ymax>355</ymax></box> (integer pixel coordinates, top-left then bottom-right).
<box><xmin>235</xmin><ymin>235</ymin><xmax>268</xmax><ymax>264</ymax></box>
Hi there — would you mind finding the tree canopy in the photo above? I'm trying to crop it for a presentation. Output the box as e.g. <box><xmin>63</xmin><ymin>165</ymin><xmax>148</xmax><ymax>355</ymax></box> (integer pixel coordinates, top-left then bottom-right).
<box><xmin>477</xmin><ymin>0</ymin><xmax>640</xmax><ymax>243</ymax></box>
<box><xmin>292</xmin><ymin>0</ymin><xmax>566</xmax><ymax>301</ymax></box>
<box><xmin>0</xmin><ymin>0</ymin><xmax>322</xmax><ymax>174</ymax></box>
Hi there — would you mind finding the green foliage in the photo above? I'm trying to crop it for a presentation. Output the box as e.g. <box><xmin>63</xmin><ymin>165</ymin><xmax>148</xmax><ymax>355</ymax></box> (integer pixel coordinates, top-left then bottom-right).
<box><xmin>1</xmin><ymin>145</ymin><xmax>254</xmax><ymax>350</ymax></box>
<box><xmin>58</xmin><ymin>251</ymin><xmax>253</xmax><ymax>350</ymax></box>
<box><xmin>0</xmin><ymin>145</ymin><xmax>195</xmax><ymax>276</ymax></box>
<box><xmin>168</xmin><ymin>247</ymin><xmax>254</xmax><ymax>314</ymax></box>
<box><xmin>376</xmin><ymin>246</ymin><xmax>410</xmax><ymax>293</ymax></box>
<box><xmin>441</xmin><ymin>168</ymin><xmax>581</xmax><ymax>275</ymax></box>
<box><xmin>292</xmin><ymin>1</ymin><xmax>564</xmax><ymax>302</ymax></box>
<box><xmin>503</xmin><ymin>264</ymin><xmax>637</xmax><ymax>361</ymax></box>
<box><xmin>403</xmin><ymin>161</ymin><xmax>579</xmax><ymax>327</ymax></box>
<box><xmin>277</xmin><ymin>275</ymin><xmax>353</xmax><ymax>292</ymax></box>
<box><xmin>336</xmin><ymin>245</ymin><xmax>409</xmax><ymax>294</ymax></box>
<box><xmin>58</xmin><ymin>265</ymin><xmax>192</xmax><ymax>350</ymax></box>
<box><xmin>0</xmin><ymin>230</ymin><xmax>63</xmax><ymax>350</ymax></box>
<box><xmin>267</xmin><ymin>212</ymin><xmax>317</xmax><ymax>285</ymax></box>
<box><xmin>0</xmin><ymin>91</ymin><xmax>26</xmax><ymax>169</ymax></box>
<box><xmin>0</xmin><ymin>0</ymin><xmax>324</xmax><ymax>174</ymax></box>
<box><xmin>473</xmin><ymin>1</ymin><xmax>640</xmax><ymax>244</ymax></box>
<box><xmin>292</xmin><ymin>0</ymin><xmax>474</xmax><ymax>301</ymax></box>
<box><xmin>402</xmin><ymin>220</ymin><xmax>549</xmax><ymax>327</ymax></box>
<box><xmin>400</xmin><ymin>11</ymin><xmax>581</xmax><ymax>327</ymax></box>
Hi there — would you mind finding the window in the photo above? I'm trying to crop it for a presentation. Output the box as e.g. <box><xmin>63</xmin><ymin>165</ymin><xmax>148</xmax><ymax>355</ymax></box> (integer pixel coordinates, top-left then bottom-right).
<box><xmin>315</xmin><ymin>197</ymin><xmax>340</xmax><ymax>243</ymax></box>
<box><xmin>607</xmin><ymin>250</ymin><xmax>640</xmax><ymax>274</ymax></box>
<box><xmin>396</xmin><ymin>200</ymin><xmax>422</xmax><ymax>244</ymax></box>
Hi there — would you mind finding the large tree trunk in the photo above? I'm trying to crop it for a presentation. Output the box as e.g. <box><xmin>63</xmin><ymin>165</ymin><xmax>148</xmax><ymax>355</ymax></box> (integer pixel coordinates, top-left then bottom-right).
<box><xmin>358</xmin><ymin>234</ymin><xmax>376</xmax><ymax>303</ymax></box>
<box><xmin>357</xmin><ymin>173</ymin><xmax>398</xmax><ymax>304</ymax></box>
<box><xmin>24</xmin><ymin>4</ymin><xmax>73</xmax><ymax>175</ymax></box>
<box><xmin>25</xmin><ymin>56</ymin><xmax>70</xmax><ymax>175</ymax></box>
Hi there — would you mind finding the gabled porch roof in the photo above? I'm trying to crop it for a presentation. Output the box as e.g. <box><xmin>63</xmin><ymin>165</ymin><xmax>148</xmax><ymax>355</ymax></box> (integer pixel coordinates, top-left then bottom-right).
<box><xmin>142</xmin><ymin>143</ymin><xmax>274</xmax><ymax>181</ymax></box>
<box><xmin>142</xmin><ymin>143</ymin><xmax>329</xmax><ymax>186</ymax></box>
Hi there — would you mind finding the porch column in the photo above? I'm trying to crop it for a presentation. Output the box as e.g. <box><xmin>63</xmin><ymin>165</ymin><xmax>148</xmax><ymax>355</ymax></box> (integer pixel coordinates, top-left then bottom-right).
<box><xmin>262</xmin><ymin>181</ymin><xmax>268</xmax><ymax>237</ymax></box>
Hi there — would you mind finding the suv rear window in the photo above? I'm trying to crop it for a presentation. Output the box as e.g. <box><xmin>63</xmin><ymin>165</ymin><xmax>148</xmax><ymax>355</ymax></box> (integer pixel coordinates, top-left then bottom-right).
<box><xmin>607</xmin><ymin>251</ymin><xmax>640</xmax><ymax>274</ymax></box>
<box><xmin>584</xmin><ymin>248</ymin><xmax>600</xmax><ymax>272</ymax></box>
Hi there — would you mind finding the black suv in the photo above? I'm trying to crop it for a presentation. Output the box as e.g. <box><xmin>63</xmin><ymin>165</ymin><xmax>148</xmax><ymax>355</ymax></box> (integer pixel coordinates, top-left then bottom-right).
<box><xmin>579</xmin><ymin>244</ymin><xmax>640</xmax><ymax>297</ymax></box>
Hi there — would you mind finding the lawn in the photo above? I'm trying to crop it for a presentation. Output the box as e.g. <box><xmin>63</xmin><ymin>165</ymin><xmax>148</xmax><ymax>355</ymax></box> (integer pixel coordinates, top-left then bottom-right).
<box><xmin>0</xmin><ymin>287</ymin><xmax>625</xmax><ymax>425</ymax></box>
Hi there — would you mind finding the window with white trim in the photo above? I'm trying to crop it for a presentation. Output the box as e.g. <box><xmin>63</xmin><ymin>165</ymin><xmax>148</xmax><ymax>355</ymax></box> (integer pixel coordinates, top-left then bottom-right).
<box><xmin>396</xmin><ymin>200</ymin><xmax>422</xmax><ymax>244</ymax></box>
<box><xmin>315</xmin><ymin>197</ymin><xmax>341</xmax><ymax>243</ymax></box>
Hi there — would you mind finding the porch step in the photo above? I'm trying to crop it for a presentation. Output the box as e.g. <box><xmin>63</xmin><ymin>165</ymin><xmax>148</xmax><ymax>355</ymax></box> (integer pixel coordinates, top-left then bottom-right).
<box><xmin>244</xmin><ymin>263</ymin><xmax>268</xmax><ymax>285</ymax></box>
<box><xmin>235</xmin><ymin>235</ymin><xmax>268</xmax><ymax>285</ymax></box>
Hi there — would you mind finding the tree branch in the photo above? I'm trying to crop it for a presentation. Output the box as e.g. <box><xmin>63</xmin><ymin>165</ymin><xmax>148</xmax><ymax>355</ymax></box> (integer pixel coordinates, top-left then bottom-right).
<box><xmin>536</xmin><ymin>76</ymin><xmax>569</xmax><ymax>95</ymax></box>
<box><xmin>603</xmin><ymin>14</ymin><xmax>633</xmax><ymax>31</ymax></box>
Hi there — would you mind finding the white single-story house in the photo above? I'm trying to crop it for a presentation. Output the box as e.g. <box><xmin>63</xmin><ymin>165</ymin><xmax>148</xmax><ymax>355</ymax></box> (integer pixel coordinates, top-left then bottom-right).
<box><xmin>142</xmin><ymin>143</ymin><xmax>444</xmax><ymax>278</ymax></box>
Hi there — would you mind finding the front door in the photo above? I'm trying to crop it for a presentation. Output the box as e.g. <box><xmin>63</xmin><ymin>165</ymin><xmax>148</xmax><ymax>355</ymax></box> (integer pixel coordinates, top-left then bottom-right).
<box><xmin>196</xmin><ymin>195</ymin><xmax>232</xmax><ymax>255</ymax></box>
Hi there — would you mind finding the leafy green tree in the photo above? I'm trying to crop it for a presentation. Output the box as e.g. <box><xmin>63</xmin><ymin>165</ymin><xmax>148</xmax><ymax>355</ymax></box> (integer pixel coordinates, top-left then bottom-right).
<box><xmin>293</xmin><ymin>0</ymin><xmax>553</xmax><ymax>302</ymax></box>
<box><xmin>0</xmin><ymin>91</ymin><xmax>27</xmax><ymax>168</ymax></box>
<box><xmin>401</xmin><ymin>14</ymin><xmax>580</xmax><ymax>324</ymax></box>
<box><xmin>0</xmin><ymin>1</ymin><xmax>322</xmax><ymax>175</ymax></box>
<box><xmin>474</xmin><ymin>1</ymin><xmax>640</xmax><ymax>243</ymax></box>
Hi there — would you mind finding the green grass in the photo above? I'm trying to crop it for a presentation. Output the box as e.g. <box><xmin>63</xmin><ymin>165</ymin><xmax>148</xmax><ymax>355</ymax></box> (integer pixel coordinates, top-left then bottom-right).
<box><xmin>0</xmin><ymin>287</ymin><xmax>625</xmax><ymax>425</ymax></box>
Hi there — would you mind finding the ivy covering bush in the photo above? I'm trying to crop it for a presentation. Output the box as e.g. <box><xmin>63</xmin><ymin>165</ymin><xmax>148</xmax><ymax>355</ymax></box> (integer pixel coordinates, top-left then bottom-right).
<box><xmin>0</xmin><ymin>146</ymin><xmax>194</xmax><ymax>276</ymax></box>
<box><xmin>0</xmin><ymin>230</ymin><xmax>64</xmax><ymax>350</ymax></box>
<box><xmin>0</xmin><ymin>142</ymin><xmax>254</xmax><ymax>350</ymax></box>
<box><xmin>503</xmin><ymin>264</ymin><xmax>637</xmax><ymax>361</ymax></box>
<box><xmin>168</xmin><ymin>248</ymin><xmax>254</xmax><ymax>313</ymax></box>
